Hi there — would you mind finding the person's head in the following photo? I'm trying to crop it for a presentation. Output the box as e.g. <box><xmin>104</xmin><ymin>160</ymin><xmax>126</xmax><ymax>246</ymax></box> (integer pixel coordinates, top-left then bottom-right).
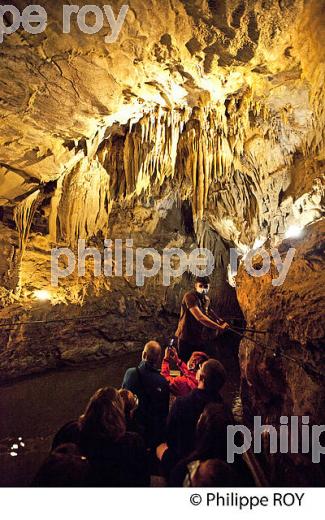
<box><xmin>194</xmin><ymin>275</ymin><xmax>210</xmax><ymax>295</ymax></box>
<box><xmin>118</xmin><ymin>389</ymin><xmax>138</xmax><ymax>422</ymax></box>
<box><xmin>142</xmin><ymin>340</ymin><xmax>161</xmax><ymax>368</ymax></box>
<box><xmin>189</xmin><ymin>459</ymin><xmax>238</xmax><ymax>487</ymax></box>
<box><xmin>32</xmin><ymin>443</ymin><xmax>89</xmax><ymax>487</ymax></box>
<box><xmin>187</xmin><ymin>351</ymin><xmax>209</xmax><ymax>372</ymax></box>
<box><xmin>197</xmin><ymin>359</ymin><xmax>226</xmax><ymax>395</ymax></box>
<box><xmin>79</xmin><ymin>386</ymin><xmax>126</xmax><ymax>442</ymax></box>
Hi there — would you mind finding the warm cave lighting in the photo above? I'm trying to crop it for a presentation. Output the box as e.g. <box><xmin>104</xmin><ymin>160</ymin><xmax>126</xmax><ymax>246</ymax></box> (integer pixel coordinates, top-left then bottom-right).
<box><xmin>284</xmin><ymin>225</ymin><xmax>304</xmax><ymax>239</ymax></box>
<box><xmin>252</xmin><ymin>236</ymin><xmax>267</xmax><ymax>250</ymax></box>
<box><xmin>227</xmin><ymin>263</ymin><xmax>237</xmax><ymax>288</ymax></box>
<box><xmin>33</xmin><ymin>289</ymin><xmax>51</xmax><ymax>301</ymax></box>
<box><xmin>169</xmin><ymin>82</ymin><xmax>187</xmax><ymax>104</ymax></box>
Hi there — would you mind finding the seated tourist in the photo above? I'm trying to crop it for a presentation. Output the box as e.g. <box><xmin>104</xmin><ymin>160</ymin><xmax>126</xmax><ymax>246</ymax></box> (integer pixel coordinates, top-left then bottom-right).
<box><xmin>32</xmin><ymin>443</ymin><xmax>90</xmax><ymax>487</ymax></box>
<box><xmin>52</xmin><ymin>386</ymin><xmax>149</xmax><ymax>487</ymax></box>
<box><xmin>161</xmin><ymin>346</ymin><xmax>209</xmax><ymax>396</ymax></box>
<box><xmin>118</xmin><ymin>388</ymin><xmax>139</xmax><ymax>432</ymax></box>
<box><xmin>156</xmin><ymin>359</ymin><xmax>229</xmax><ymax>474</ymax></box>
<box><xmin>169</xmin><ymin>402</ymin><xmax>254</xmax><ymax>486</ymax></box>
<box><xmin>122</xmin><ymin>340</ymin><xmax>170</xmax><ymax>449</ymax></box>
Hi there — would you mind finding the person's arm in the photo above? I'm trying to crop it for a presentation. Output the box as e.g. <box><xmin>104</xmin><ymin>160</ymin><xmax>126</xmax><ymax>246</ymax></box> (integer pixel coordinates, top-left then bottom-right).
<box><xmin>166</xmin><ymin>347</ymin><xmax>189</xmax><ymax>376</ymax></box>
<box><xmin>208</xmin><ymin>306</ymin><xmax>225</xmax><ymax>324</ymax></box>
<box><xmin>173</xmin><ymin>355</ymin><xmax>193</xmax><ymax>378</ymax></box>
<box><xmin>121</xmin><ymin>368</ymin><xmax>130</xmax><ymax>389</ymax></box>
<box><xmin>177</xmin><ymin>358</ymin><xmax>190</xmax><ymax>375</ymax></box>
<box><xmin>122</xmin><ymin>368</ymin><xmax>137</xmax><ymax>393</ymax></box>
<box><xmin>161</xmin><ymin>357</ymin><xmax>173</xmax><ymax>384</ymax></box>
<box><xmin>189</xmin><ymin>305</ymin><xmax>229</xmax><ymax>330</ymax></box>
<box><xmin>184</xmin><ymin>291</ymin><xmax>229</xmax><ymax>331</ymax></box>
<box><xmin>161</xmin><ymin>352</ymin><xmax>183</xmax><ymax>396</ymax></box>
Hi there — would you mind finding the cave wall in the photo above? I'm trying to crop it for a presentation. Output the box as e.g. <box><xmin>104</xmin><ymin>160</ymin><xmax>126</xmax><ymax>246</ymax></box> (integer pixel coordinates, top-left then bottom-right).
<box><xmin>236</xmin><ymin>219</ymin><xmax>325</xmax><ymax>484</ymax></box>
<box><xmin>0</xmin><ymin>200</ymin><xmax>192</xmax><ymax>380</ymax></box>
<box><xmin>0</xmin><ymin>193</ymin><xmax>238</xmax><ymax>381</ymax></box>
<box><xmin>0</xmin><ymin>0</ymin><xmax>324</xmax><ymax>418</ymax></box>
<box><xmin>237</xmin><ymin>219</ymin><xmax>325</xmax><ymax>421</ymax></box>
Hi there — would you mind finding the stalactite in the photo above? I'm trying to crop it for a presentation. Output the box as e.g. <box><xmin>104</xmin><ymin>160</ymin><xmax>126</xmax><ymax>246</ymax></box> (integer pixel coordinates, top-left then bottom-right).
<box><xmin>57</xmin><ymin>158</ymin><xmax>111</xmax><ymax>247</ymax></box>
<box><xmin>13</xmin><ymin>190</ymin><xmax>40</xmax><ymax>289</ymax></box>
<box><xmin>49</xmin><ymin>175</ymin><xmax>65</xmax><ymax>243</ymax></box>
<box><xmin>14</xmin><ymin>190</ymin><xmax>40</xmax><ymax>255</ymax></box>
<box><xmin>49</xmin><ymin>81</ymin><xmax>323</xmax><ymax>248</ymax></box>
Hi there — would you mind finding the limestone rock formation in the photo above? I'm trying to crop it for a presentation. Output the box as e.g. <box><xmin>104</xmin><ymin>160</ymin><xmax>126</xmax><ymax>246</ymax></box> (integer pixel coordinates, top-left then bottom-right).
<box><xmin>237</xmin><ymin>219</ymin><xmax>325</xmax><ymax>484</ymax></box>
<box><xmin>0</xmin><ymin>3</ymin><xmax>324</xmax><ymax>486</ymax></box>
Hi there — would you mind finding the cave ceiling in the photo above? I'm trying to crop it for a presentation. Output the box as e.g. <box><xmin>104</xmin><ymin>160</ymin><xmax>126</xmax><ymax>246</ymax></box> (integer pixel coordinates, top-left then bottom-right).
<box><xmin>0</xmin><ymin>0</ymin><xmax>324</xmax><ymax>250</ymax></box>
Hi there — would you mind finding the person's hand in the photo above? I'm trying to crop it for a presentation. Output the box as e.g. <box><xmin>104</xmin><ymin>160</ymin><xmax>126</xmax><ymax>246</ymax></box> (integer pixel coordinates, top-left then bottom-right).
<box><xmin>169</xmin><ymin>347</ymin><xmax>178</xmax><ymax>360</ymax></box>
<box><xmin>164</xmin><ymin>347</ymin><xmax>171</xmax><ymax>360</ymax></box>
<box><xmin>220</xmin><ymin>321</ymin><xmax>230</xmax><ymax>330</ymax></box>
<box><xmin>156</xmin><ymin>443</ymin><xmax>168</xmax><ymax>461</ymax></box>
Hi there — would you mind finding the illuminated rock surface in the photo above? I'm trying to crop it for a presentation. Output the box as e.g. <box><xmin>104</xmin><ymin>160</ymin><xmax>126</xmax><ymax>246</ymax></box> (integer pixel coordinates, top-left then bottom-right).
<box><xmin>0</xmin><ymin>1</ymin><xmax>324</xmax><ymax>483</ymax></box>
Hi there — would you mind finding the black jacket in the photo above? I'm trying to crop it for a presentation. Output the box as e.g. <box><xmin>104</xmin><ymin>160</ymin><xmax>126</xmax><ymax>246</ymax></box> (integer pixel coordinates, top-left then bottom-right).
<box><xmin>166</xmin><ymin>388</ymin><xmax>225</xmax><ymax>461</ymax></box>
<box><xmin>52</xmin><ymin>420</ymin><xmax>149</xmax><ymax>487</ymax></box>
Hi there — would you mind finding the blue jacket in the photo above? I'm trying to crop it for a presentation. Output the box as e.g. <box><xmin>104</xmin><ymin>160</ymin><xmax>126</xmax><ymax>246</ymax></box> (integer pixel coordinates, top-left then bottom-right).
<box><xmin>122</xmin><ymin>360</ymin><xmax>170</xmax><ymax>448</ymax></box>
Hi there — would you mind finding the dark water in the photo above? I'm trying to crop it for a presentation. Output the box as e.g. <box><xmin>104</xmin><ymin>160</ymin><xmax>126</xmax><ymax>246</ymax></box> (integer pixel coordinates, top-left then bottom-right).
<box><xmin>0</xmin><ymin>348</ymin><xmax>240</xmax><ymax>486</ymax></box>
<box><xmin>0</xmin><ymin>351</ymin><xmax>142</xmax><ymax>486</ymax></box>
<box><xmin>0</xmin><ymin>351</ymin><xmax>142</xmax><ymax>440</ymax></box>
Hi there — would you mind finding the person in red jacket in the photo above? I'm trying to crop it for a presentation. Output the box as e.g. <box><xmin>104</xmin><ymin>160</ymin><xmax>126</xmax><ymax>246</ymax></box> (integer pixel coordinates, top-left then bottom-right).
<box><xmin>161</xmin><ymin>347</ymin><xmax>209</xmax><ymax>397</ymax></box>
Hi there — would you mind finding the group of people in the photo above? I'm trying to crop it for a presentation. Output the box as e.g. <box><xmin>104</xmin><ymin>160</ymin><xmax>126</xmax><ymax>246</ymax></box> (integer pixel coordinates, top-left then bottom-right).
<box><xmin>33</xmin><ymin>340</ymin><xmax>249</xmax><ymax>487</ymax></box>
<box><xmin>33</xmin><ymin>276</ymin><xmax>253</xmax><ymax>486</ymax></box>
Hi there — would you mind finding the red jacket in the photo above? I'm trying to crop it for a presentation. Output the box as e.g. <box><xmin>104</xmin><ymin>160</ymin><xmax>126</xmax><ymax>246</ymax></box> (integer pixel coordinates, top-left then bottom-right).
<box><xmin>161</xmin><ymin>358</ymin><xmax>198</xmax><ymax>397</ymax></box>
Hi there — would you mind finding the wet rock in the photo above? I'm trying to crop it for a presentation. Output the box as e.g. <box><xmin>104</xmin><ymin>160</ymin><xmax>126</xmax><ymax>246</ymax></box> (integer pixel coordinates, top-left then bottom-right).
<box><xmin>236</xmin><ymin>219</ymin><xmax>325</xmax><ymax>485</ymax></box>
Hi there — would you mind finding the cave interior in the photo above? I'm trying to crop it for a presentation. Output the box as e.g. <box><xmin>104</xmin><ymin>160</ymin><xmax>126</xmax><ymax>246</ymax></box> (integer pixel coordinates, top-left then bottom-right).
<box><xmin>0</xmin><ymin>0</ymin><xmax>324</xmax><ymax>486</ymax></box>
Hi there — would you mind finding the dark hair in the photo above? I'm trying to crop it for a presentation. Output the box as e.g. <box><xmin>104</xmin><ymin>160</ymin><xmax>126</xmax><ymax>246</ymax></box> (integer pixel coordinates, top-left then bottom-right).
<box><xmin>200</xmin><ymin>359</ymin><xmax>226</xmax><ymax>395</ymax></box>
<box><xmin>188</xmin><ymin>351</ymin><xmax>209</xmax><ymax>371</ymax></box>
<box><xmin>118</xmin><ymin>389</ymin><xmax>138</xmax><ymax>421</ymax></box>
<box><xmin>32</xmin><ymin>444</ymin><xmax>89</xmax><ymax>487</ymax></box>
<box><xmin>195</xmin><ymin>275</ymin><xmax>210</xmax><ymax>285</ymax></box>
<box><xmin>79</xmin><ymin>387</ymin><xmax>126</xmax><ymax>443</ymax></box>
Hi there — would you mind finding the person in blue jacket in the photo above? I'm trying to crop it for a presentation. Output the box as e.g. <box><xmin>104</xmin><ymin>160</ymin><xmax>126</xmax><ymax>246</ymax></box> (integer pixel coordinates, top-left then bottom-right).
<box><xmin>122</xmin><ymin>340</ymin><xmax>170</xmax><ymax>449</ymax></box>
